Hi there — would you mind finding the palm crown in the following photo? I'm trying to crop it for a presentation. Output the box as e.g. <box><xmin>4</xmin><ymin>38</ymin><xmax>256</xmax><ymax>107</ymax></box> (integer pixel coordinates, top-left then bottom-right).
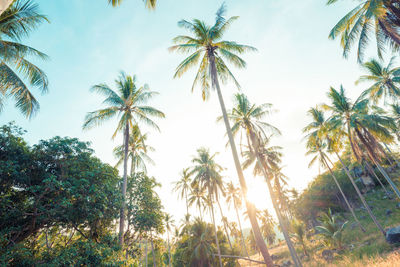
<box><xmin>169</xmin><ymin>4</ymin><xmax>256</xmax><ymax>100</ymax></box>
<box><xmin>108</xmin><ymin>0</ymin><xmax>157</xmax><ymax>9</ymax></box>
<box><xmin>83</xmin><ymin>72</ymin><xmax>165</xmax><ymax>136</ymax></box>
<box><xmin>0</xmin><ymin>0</ymin><xmax>49</xmax><ymax>118</ymax></box>
<box><xmin>357</xmin><ymin>58</ymin><xmax>400</xmax><ymax>103</ymax></box>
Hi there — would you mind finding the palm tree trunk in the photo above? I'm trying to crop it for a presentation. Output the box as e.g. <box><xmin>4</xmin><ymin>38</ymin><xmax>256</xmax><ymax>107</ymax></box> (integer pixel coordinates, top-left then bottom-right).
<box><xmin>150</xmin><ymin>232</ymin><xmax>156</xmax><ymax>267</ymax></box>
<box><xmin>322</xmin><ymin>157</ymin><xmax>365</xmax><ymax>232</ymax></box>
<box><xmin>335</xmin><ymin>152</ymin><xmax>386</xmax><ymax>236</ymax></box>
<box><xmin>185</xmin><ymin>190</ymin><xmax>189</xmax><ymax>216</ymax></box>
<box><xmin>119</xmin><ymin>122</ymin><xmax>130</xmax><ymax>246</ymax></box>
<box><xmin>364</xmin><ymin>160</ymin><xmax>389</xmax><ymax>194</ymax></box>
<box><xmin>209</xmin><ymin>189</ymin><xmax>223</xmax><ymax>267</ymax></box>
<box><xmin>235</xmin><ymin>202</ymin><xmax>250</xmax><ymax>259</ymax></box>
<box><xmin>248</xmin><ymin>131</ymin><xmax>302</xmax><ymax>267</ymax></box>
<box><xmin>355</xmin><ymin>128</ymin><xmax>400</xmax><ymax>200</ymax></box>
<box><xmin>167</xmin><ymin>230</ymin><xmax>171</xmax><ymax>267</ymax></box>
<box><xmin>217</xmin><ymin>199</ymin><xmax>233</xmax><ymax>251</ymax></box>
<box><xmin>208</xmin><ymin>51</ymin><xmax>274</xmax><ymax>267</ymax></box>
<box><xmin>145</xmin><ymin>239</ymin><xmax>148</xmax><ymax>267</ymax></box>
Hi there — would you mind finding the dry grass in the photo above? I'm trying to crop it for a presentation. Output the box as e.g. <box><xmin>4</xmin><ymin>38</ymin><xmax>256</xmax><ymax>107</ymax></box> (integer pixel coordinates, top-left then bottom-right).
<box><xmin>239</xmin><ymin>251</ymin><xmax>400</xmax><ymax>267</ymax></box>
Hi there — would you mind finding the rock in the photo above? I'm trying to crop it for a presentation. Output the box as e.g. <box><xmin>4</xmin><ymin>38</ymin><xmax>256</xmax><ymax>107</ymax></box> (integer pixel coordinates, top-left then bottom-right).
<box><xmin>386</xmin><ymin>209</ymin><xmax>393</xmax><ymax>216</ymax></box>
<box><xmin>396</xmin><ymin>203</ymin><xmax>400</xmax><ymax>209</ymax></box>
<box><xmin>281</xmin><ymin>260</ymin><xmax>292</xmax><ymax>267</ymax></box>
<box><xmin>349</xmin><ymin>244</ymin><xmax>355</xmax><ymax>250</ymax></box>
<box><xmin>271</xmin><ymin>254</ymin><xmax>279</xmax><ymax>260</ymax></box>
<box><xmin>386</xmin><ymin>226</ymin><xmax>400</xmax><ymax>244</ymax></box>
<box><xmin>321</xmin><ymin>249</ymin><xmax>334</xmax><ymax>262</ymax></box>
<box><xmin>360</xmin><ymin>215</ymin><xmax>367</xmax><ymax>220</ymax></box>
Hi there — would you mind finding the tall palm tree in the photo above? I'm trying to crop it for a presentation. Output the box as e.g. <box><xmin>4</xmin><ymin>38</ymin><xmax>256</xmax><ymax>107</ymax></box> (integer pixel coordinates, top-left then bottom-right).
<box><xmin>226</xmin><ymin>93</ymin><xmax>302</xmax><ymax>267</ymax></box>
<box><xmin>188</xmin><ymin>182</ymin><xmax>207</xmax><ymax>220</ymax></box>
<box><xmin>324</xmin><ymin>86</ymin><xmax>399</xmax><ymax>201</ymax></box>
<box><xmin>328</xmin><ymin>0</ymin><xmax>400</xmax><ymax>62</ymax></box>
<box><xmin>113</xmin><ymin>125</ymin><xmax>154</xmax><ymax>175</ymax></box>
<box><xmin>323</xmin><ymin>86</ymin><xmax>396</xmax><ymax>235</ymax></box>
<box><xmin>303</xmin><ymin>107</ymin><xmax>365</xmax><ymax>232</ymax></box>
<box><xmin>165</xmin><ymin>213</ymin><xmax>175</xmax><ymax>267</ymax></box>
<box><xmin>168</xmin><ymin>4</ymin><xmax>273</xmax><ymax>265</ymax></box>
<box><xmin>357</xmin><ymin>57</ymin><xmax>400</xmax><ymax>103</ymax></box>
<box><xmin>83</xmin><ymin>72</ymin><xmax>165</xmax><ymax>246</ymax></box>
<box><xmin>108</xmin><ymin>0</ymin><xmax>157</xmax><ymax>9</ymax></box>
<box><xmin>191</xmin><ymin>147</ymin><xmax>224</xmax><ymax>267</ymax></box>
<box><xmin>0</xmin><ymin>0</ymin><xmax>49</xmax><ymax>118</ymax></box>
<box><xmin>172</xmin><ymin>168</ymin><xmax>192</xmax><ymax>216</ymax></box>
<box><xmin>226</xmin><ymin>181</ymin><xmax>249</xmax><ymax>258</ymax></box>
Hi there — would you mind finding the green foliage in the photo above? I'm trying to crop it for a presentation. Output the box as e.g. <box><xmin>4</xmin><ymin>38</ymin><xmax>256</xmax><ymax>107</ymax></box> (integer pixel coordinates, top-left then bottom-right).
<box><xmin>0</xmin><ymin>123</ymin><xmax>124</xmax><ymax>265</ymax></box>
<box><xmin>316</xmin><ymin>209</ymin><xmax>348</xmax><ymax>249</ymax></box>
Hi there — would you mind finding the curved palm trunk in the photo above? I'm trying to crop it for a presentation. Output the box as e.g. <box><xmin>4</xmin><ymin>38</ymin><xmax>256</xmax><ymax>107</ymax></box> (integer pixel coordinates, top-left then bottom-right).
<box><xmin>234</xmin><ymin>202</ymin><xmax>250</xmax><ymax>259</ymax></box>
<box><xmin>248</xmin><ymin>130</ymin><xmax>302</xmax><ymax>267</ymax></box>
<box><xmin>355</xmin><ymin>128</ymin><xmax>400</xmax><ymax>200</ymax></box>
<box><xmin>185</xmin><ymin>190</ymin><xmax>189</xmax><ymax>216</ymax></box>
<box><xmin>217</xmin><ymin>199</ymin><xmax>233</xmax><ymax>251</ymax></box>
<box><xmin>209</xmin><ymin>189</ymin><xmax>223</xmax><ymax>267</ymax></box>
<box><xmin>167</xmin><ymin>229</ymin><xmax>171</xmax><ymax>267</ymax></box>
<box><xmin>208</xmin><ymin>52</ymin><xmax>274</xmax><ymax>267</ymax></box>
<box><xmin>335</xmin><ymin>152</ymin><xmax>386</xmax><ymax>236</ymax></box>
<box><xmin>119</xmin><ymin>122</ymin><xmax>130</xmax><ymax>246</ymax></box>
<box><xmin>364</xmin><ymin>160</ymin><xmax>389</xmax><ymax>194</ymax></box>
<box><xmin>150</xmin><ymin>232</ymin><xmax>156</xmax><ymax>267</ymax></box>
<box><xmin>322</xmin><ymin>156</ymin><xmax>365</xmax><ymax>232</ymax></box>
<box><xmin>383</xmin><ymin>143</ymin><xmax>400</xmax><ymax>168</ymax></box>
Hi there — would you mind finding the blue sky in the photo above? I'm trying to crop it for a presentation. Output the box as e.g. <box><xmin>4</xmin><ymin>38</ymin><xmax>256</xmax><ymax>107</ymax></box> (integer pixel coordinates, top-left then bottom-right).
<box><xmin>0</xmin><ymin>0</ymin><xmax>387</xmax><ymax>225</ymax></box>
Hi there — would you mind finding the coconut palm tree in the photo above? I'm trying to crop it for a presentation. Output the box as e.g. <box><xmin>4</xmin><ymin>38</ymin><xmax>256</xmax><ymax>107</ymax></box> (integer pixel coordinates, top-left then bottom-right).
<box><xmin>83</xmin><ymin>72</ymin><xmax>165</xmax><ymax>246</ymax></box>
<box><xmin>168</xmin><ymin>4</ymin><xmax>273</xmax><ymax>265</ymax></box>
<box><xmin>226</xmin><ymin>181</ymin><xmax>249</xmax><ymax>258</ymax></box>
<box><xmin>188</xmin><ymin>182</ymin><xmax>207</xmax><ymax>220</ymax></box>
<box><xmin>191</xmin><ymin>147</ymin><xmax>224</xmax><ymax>267</ymax></box>
<box><xmin>324</xmin><ymin>86</ymin><xmax>399</xmax><ymax>201</ymax></box>
<box><xmin>303</xmin><ymin>107</ymin><xmax>365</xmax><ymax>232</ymax></box>
<box><xmin>259</xmin><ymin>210</ymin><xmax>276</xmax><ymax>246</ymax></box>
<box><xmin>357</xmin><ymin>57</ymin><xmax>400</xmax><ymax>103</ymax></box>
<box><xmin>172</xmin><ymin>168</ymin><xmax>192</xmax><ymax>216</ymax></box>
<box><xmin>226</xmin><ymin>93</ymin><xmax>302</xmax><ymax>267</ymax></box>
<box><xmin>0</xmin><ymin>0</ymin><xmax>49</xmax><ymax>118</ymax></box>
<box><xmin>108</xmin><ymin>0</ymin><xmax>156</xmax><ymax>9</ymax></box>
<box><xmin>328</xmin><ymin>0</ymin><xmax>400</xmax><ymax>62</ymax></box>
<box><xmin>165</xmin><ymin>213</ymin><xmax>175</xmax><ymax>267</ymax></box>
<box><xmin>113</xmin><ymin>125</ymin><xmax>154</xmax><ymax>175</ymax></box>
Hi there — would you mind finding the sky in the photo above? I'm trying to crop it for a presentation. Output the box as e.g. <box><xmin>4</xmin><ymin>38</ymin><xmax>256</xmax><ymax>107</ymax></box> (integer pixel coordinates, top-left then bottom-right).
<box><xmin>0</xmin><ymin>0</ymin><xmax>388</xmax><ymax>227</ymax></box>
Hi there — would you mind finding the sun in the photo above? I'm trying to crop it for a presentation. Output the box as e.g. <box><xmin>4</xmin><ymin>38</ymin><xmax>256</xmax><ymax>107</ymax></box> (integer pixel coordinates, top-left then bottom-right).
<box><xmin>245</xmin><ymin>177</ymin><xmax>271</xmax><ymax>210</ymax></box>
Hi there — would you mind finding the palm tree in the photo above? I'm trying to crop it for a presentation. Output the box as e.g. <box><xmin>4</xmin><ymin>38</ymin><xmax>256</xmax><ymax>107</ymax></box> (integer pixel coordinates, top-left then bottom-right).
<box><xmin>226</xmin><ymin>181</ymin><xmax>249</xmax><ymax>258</ymax></box>
<box><xmin>324</xmin><ymin>86</ymin><xmax>399</xmax><ymax>201</ymax></box>
<box><xmin>191</xmin><ymin>147</ymin><xmax>224</xmax><ymax>267</ymax></box>
<box><xmin>328</xmin><ymin>0</ymin><xmax>400</xmax><ymax>62</ymax></box>
<box><xmin>108</xmin><ymin>0</ymin><xmax>157</xmax><ymax>9</ymax></box>
<box><xmin>83</xmin><ymin>72</ymin><xmax>165</xmax><ymax>246</ymax></box>
<box><xmin>165</xmin><ymin>213</ymin><xmax>175</xmax><ymax>267</ymax></box>
<box><xmin>113</xmin><ymin>125</ymin><xmax>155</xmax><ymax>175</ymax></box>
<box><xmin>172</xmin><ymin>168</ymin><xmax>192</xmax><ymax>216</ymax></box>
<box><xmin>259</xmin><ymin>210</ymin><xmax>276</xmax><ymax>246</ymax></box>
<box><xmin>168</xmin><ymin>4</ymin><xmax>273</xmax><ymax>265</ymax></box>
<box><xmin>323</xmin><ymin>86</ymin><xmax>396</xmax><ymax>235</ymax></box>
<box><xmin>188</xmin><ymin>182</ymin><xmax>206</xmax><ymax>220</ymax></box>
<box><xmin>226</xmin><ymin>93</ymin><xmax>302</xmax><ymax>267</ymax></box>
<box><xmin>189</xmin><ymin>219</ymin><xmax>214</xmax><ymax>266</ymax></box>
<box><xmin>0</xmin><ymin>0</ymin><xmax>49</xmax><ymax>118</ymax></box>
<box><xmin>303</xmin><ymin>107</ymin><xmax>365</xmax><ymax>232</ymax></box>
<box><xmin>357</xmin><ymin>58</ymin><xmax>400</xmax><ymax>103</ymax></box>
